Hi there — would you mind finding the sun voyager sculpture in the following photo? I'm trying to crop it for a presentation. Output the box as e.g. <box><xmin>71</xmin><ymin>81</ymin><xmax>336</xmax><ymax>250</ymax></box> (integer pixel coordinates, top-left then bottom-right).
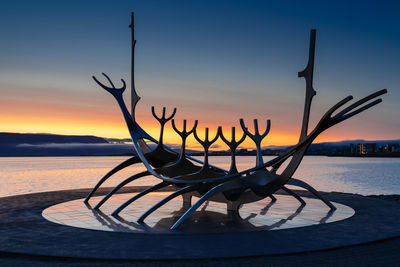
<box><xmin>85</xmin><ymin>13</ymin><xmax>387</xmax><ymax>230</ymax></box>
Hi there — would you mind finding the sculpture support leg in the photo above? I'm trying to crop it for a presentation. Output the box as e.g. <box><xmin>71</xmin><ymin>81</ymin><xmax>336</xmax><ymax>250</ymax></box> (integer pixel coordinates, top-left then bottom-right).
<box><xmin>287</xmin><ymin>178</ymin><xmax>336</xmax><ymax>210</ymax></box>
<box><xmin>281</xmin><ymin>186</ymin><xmax>306</xmax><ymax>206</ymax></box>
<box><xmin>137</xmin><ymin>185</ymin><xmax>199</xmax><ymax>223</ymax></box>
<box><xmin>85</xmin><ymin>156</ymin><xmax>141</xmax><ymax>203</ymax></box>
<box><xmin>112</xmin><ymin>181</ymin><xmax>170</xmax><ymax>216</ymax></box>
<box><xmin>171</xmin><ymin>181</ymin><xmax>241</xmax><ymax>230</ymax></box>
<box><xmin>94</xmin><ymin>171</ymin><xmax>150</xmax><ymax>209</ymax></box>
<box><xmin>182</xmin><ymin>193</ymin><xmax>192</xmax><ymax>208</ymax></box>
<box><xmin>227</xmin><ymin>201</ymin><xmax>242</xmax><ymax>218</ymax></box>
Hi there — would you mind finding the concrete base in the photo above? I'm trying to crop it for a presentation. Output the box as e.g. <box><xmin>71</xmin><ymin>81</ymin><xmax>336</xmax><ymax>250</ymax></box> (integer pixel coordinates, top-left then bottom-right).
<box><xmin>0</xmin><ymin>188</ymin><xmax>399</xmax><ymax>260</ymax></box>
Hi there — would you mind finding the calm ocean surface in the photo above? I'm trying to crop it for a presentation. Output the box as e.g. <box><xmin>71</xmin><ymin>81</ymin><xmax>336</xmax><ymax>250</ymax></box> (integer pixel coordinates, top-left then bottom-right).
<box><xmin>0</xmin><ymin>156</ymin><xmax>399</xmax><ymax>197</ymax></box>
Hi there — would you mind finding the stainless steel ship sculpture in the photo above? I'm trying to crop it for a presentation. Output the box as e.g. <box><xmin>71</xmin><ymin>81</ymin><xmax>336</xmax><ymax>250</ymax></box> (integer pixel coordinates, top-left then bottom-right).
<box><xmin>85</xmin><ymin>13</ymin><xmax>387</xmax><ymax>229</ymax></box>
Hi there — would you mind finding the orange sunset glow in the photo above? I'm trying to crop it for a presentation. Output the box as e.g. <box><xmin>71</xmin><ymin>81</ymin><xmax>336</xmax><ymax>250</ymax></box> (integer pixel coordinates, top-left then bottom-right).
<box><xmin>0</xmin><ymin>81</ymin><xmax>395</xmax><ymax>150</ymax></box>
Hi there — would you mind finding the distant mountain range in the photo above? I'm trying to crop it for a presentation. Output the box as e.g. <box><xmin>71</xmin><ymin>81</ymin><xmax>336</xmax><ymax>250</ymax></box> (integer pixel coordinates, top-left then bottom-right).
<box><xmin>0</xmin><ymin>133</ymin><xmax>117</xmax><ymax>156</ymax></box>
<box><xmin>0</xmin><ymin>133</ymin><xmax>107</xmax><ymax>144</ymax></box>
<box><xmin>0</xmin><ymin>132</ymin><xmax>398</xmax><ymax>157</ymax></box>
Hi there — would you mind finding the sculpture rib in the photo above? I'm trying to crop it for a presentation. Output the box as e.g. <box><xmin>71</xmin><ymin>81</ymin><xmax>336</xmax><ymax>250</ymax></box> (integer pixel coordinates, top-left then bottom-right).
<box><xmin>137</xmin><ymin>184</ymin><xmax>199</xmax><ymax>223</ymax></box>
<box><xmin>281</xmin><ymin>186</ymin><xmax>306</xmax><ymax>206</ymax></box>
<box><xmin>94</xmin><ymin>170</ymin><xmax>150</xmax><ymax>209</ymax></box>
<box><xmin>84</xmin><ymin>155</ymin><xmax>141</xmax><ymax>203</ymax></box>
<box><xmin>112</xmin><ymin>181</ymin><xmax>170</xmax><ymax>216</ymax></box>
<box><xmin>171</xmin><ymin>180</ymin><xmax>242</xmax><ymax>230</ymax></box>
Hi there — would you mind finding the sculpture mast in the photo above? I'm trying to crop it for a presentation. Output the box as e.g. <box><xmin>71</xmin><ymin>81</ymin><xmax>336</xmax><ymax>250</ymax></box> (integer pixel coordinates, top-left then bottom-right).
<box><xmin>129</xmin><ymin>12</ymin><xmax>141</xmax><ymax>120</ymax></box>
<box><xmin>297</xmin><ymin>29</ymin><xmax>317</xmax><ymax>141</ymax></box>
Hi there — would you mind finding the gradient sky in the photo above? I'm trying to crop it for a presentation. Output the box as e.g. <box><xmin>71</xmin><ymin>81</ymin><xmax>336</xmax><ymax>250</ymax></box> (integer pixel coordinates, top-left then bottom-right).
<box><xmin>0</xmin><ymin>0</ymin><xmax>399</xmax><ymax>149</ymax></box>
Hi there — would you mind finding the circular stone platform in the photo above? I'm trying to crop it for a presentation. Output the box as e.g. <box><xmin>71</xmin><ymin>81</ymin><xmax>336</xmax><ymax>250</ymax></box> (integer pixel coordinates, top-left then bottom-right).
<box><xmin>0</xmin><ymin>188</ymin><xmax>399</xmax><ymax>260</ymax></box>
<box><xmin>43</xmin><ymin>193</ymin><xmax>354</xmax><ymax>234</ymax></box>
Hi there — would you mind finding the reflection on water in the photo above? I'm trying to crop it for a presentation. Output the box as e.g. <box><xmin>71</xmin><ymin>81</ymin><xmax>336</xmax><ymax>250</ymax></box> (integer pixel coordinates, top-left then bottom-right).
<box><xmin>1</xmin><ymin>156</ymin><xmax>399</xmax><ymax>197</ymax></box>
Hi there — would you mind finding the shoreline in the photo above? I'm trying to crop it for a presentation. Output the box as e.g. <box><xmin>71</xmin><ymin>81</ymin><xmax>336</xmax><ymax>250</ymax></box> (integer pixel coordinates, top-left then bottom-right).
<box><xmin>0</xmin><ymin>154</ymin><xmax>399</xmax><ymax>158</ymax></box>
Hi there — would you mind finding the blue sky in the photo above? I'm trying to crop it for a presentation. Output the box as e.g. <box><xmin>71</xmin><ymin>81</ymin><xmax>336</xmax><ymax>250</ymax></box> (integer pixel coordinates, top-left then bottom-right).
<box><xmin>0</xmin><ymin>0</ymin><xmax>398</xmax><ymax>146</ymax></box>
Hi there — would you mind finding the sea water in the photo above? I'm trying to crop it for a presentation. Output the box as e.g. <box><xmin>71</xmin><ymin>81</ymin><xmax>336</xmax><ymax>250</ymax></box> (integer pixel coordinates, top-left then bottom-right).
<box><xmin>0</xmin><ymin>156</ymin><xmax>399</xmax><ymax>197</ymax></box>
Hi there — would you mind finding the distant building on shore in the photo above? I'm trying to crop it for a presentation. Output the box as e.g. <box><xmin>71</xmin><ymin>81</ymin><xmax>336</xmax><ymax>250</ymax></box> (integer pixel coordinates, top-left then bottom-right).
<box><xmin>356</xmin><ymin>143</ymin><xmax>376</xmax><ymax>155</ymax></box>
<box><xmin>377</xmin><ymin>144</ymin><xmax>400</xmax><ymax>153</ymax></box>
